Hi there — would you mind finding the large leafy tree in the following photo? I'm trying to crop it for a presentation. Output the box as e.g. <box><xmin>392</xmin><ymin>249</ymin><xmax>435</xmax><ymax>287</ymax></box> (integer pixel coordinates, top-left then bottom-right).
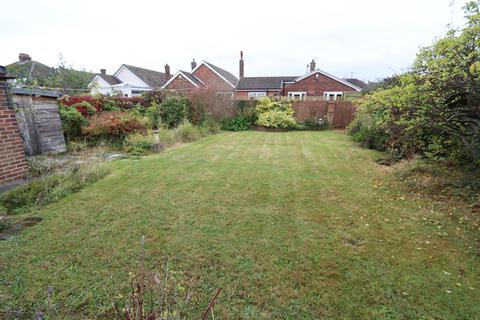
<box><xmin>350</xmin><ymin>1</ymin><xmax>480</xmax><ymax>165</ymax></box>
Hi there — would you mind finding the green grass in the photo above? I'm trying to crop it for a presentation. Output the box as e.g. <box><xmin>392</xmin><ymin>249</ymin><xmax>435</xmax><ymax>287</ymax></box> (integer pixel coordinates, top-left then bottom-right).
<box><xmin>1</xmin><ymin>131</ymin><xmax>479</xmax><ymax>319</ymax></box>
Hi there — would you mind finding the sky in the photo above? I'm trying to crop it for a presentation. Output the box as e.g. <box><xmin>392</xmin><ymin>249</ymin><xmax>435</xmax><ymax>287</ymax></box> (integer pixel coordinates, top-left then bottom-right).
<box><xmin>0</xmin><ymin>0</ymin><xmax>469</xmax><ymax>82</ymax></box>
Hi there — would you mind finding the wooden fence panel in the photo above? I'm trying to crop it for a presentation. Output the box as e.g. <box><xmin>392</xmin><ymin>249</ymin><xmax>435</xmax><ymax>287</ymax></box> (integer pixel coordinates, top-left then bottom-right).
<box><xmin>13</xmin><ymin>96</ymin><xmax>66</xmax><ymax>155</ymax></box>
<box><xmin>331</xmin><ymin>102</ymin><xmax>355</xmax><ymax>129</ymax></box>
<box><xmin>292</xmin><ymin>100</ymin><xmax>355</xmax><ymax>129</ymax></box>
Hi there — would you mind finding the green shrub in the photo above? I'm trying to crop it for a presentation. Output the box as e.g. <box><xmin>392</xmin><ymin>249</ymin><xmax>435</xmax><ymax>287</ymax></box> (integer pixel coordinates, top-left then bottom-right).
<box><xmin>157</xmin><ymin>128</ymin><xmax>177</xmax><ymax>146</ymax></box>
<box><xmin>66</xmin><ymin>140</ymin><xmax>88</xmax><ymax>152</ymax></box>
<box><xmin>347</xmin><ymin>3</ymin><xmax>480</xmax><ymax>167</ymax></box>
<box><xmin>174</xmin><ymin>121</ymin><xmax>202</xmax><ymax>142</ymax></box>
<box><xmin>200</xmin><ymin>117</ymin><xmax>222</xmax><ymax>134</ymax></box>
<box><xmin>59</xmin><ymin>106</ymin><xmax>87</xmax><ymax>141</ymax></box>
<box><xmin>222</xmin><ymin>115</ymin><xmax>252</xmax><ymax>131</ymax></box>
<box><xmin>123</xmin><ymin>133</ymin><xmax>154</xmax><ymax>155</ymax></box>
<box><xmin>145</xmin><ymin>101</ymin><xmax>161</xmax><ymax>129</ymax></box>
<box><xmin>347</xmin><ymin>111</ymin><xmax>388</xmax><ymax>151</ymax></box>
<box><xmin>302</xmin><ymin>116</ymin><xmax>330</xmax><ymax>130</ymax></box>
<box><xmin>255</xmin><ymin>97</ymin><xmax>292</xmax><ymax>114</ymax></box>
<box><xmin>255</xmin><ymin>97</ymin><xmax>297</xmax><ymax>129</ymax></box>
<box><xmin>102</xmin><ymin>99</ymin><xmax>121</xmax><ymax>112</ymax></box>
<box><xmin>159</xmin><ymin>96</ymin><xmax>191</xmax><ymax>128</ymax></box>
<box><xmin>256</xmin><ymin>110</ymin><xmax>297</xmax><ymax>129</ymax></box>
<box><xmin>0</xmin><ymin>163</ymin><xmax>109</xmax><ymax>214</ymax></box>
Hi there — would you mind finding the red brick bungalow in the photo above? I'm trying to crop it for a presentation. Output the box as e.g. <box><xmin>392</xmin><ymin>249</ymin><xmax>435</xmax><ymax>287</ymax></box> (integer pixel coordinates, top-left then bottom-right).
<box><xmin>162</xmin><ymin>60</ymin><xmax>238</xmax><ymax>96</ymax></box>
<box><xmin>235</xmin><ymin>54</ymin><xmax>364</xmax><ymax>100</ymax></box>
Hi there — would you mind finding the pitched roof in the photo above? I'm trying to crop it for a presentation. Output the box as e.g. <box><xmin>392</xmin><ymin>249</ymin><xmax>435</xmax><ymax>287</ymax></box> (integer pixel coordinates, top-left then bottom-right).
<box><xmin>236</xmin><ymin>76</ymin><xmax>297</xmax><ymax>90</ymax></box>
<box><xmin>344</xmin><ymin>78</ymin><xmax>368</xmax><ymax>90</ymax></box>
<box><xmin>123</xmin><ymin>64</ymin><xmax>167</xmax><ymax>88</ymax></box>
<box><xmin>179</xmin><ymin>71</ymin><xmax>206</xmax><ymax>87</ymax></box>
<box><xmin>97</xmin><ymin>74</ymin><xmax>121</xmax><ymax>85</ymax></box>
<box><xmin>202</xmin><ymin>61</ymin><xmax>238</xmax><ymax>87</ymax></box>
<box><xmin>294</xmin><ymin>70</ymin><xmax>363</xmax><ymax>91</ymax></box>
<box><xmin>162</xmin><ymin>70</ymin><xmax>207</xmax><ymax>89</ymax></box>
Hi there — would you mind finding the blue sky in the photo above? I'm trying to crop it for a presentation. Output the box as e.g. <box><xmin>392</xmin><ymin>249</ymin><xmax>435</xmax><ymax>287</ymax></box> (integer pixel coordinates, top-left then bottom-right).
<box><xmin>0</xmin><ymin>0</ymin><xmax>469</xmax><ymax>81</ymax></box>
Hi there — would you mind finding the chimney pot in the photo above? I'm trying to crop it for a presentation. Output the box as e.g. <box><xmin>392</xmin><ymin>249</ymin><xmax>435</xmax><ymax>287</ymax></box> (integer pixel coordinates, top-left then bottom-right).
<box><xmin>19</xmin><ymin>53</ymin><xmax>31</xmax><ymax>63</ymax></box>
<box><xmin>309</xmin><ymin>59</ymin><xmax>316</xmax><ymax>72</ymax></box>
<box><xmin>191</xmin><ymin>59</ymin><xmax>197</xmax><ymax>71</ymax></box>
<box><xmin>100</xmin><ymin>69</ymin><xmax>106</xmax><ymax>75</ymax></box>
<box><xmin>239</xmin><ymin>51</ymin><xmax>244</xmax><ymax>79</ymax></box>
<box><xmin>165</xmin><ymin>64</ymin><xmax>171</xmax><ymax>80</ymax></box>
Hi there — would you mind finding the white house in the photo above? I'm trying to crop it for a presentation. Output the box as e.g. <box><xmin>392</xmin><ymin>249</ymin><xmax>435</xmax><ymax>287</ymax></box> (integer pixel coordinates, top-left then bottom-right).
<box><xmin>89</xmin><ymin>64</ymin><xmax>171</xmax><ymax>97</ymax></box>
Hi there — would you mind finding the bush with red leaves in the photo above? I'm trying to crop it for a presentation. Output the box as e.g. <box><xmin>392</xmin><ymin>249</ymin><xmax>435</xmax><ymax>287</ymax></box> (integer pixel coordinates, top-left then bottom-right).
<box><xmin>82</xmin><ymin>112</ymin><xmax>148</xmax><ymax>141</ymax></box>
<box><xmin>60</xmin><ymin>95</ymin><xmax>103</xmax><ymax>116</ymax></box>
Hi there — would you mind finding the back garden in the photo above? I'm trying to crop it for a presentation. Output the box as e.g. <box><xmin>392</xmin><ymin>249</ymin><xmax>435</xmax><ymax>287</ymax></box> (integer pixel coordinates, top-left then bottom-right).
<box><xmin>1</xmin><ymin>3</ymin><xmax>480</xmax><ymax>319</ymax></box>
<box><xmin>1</xmin><ymin>131</ymin><xmax>479</xmax><ymax>319</ymax></box>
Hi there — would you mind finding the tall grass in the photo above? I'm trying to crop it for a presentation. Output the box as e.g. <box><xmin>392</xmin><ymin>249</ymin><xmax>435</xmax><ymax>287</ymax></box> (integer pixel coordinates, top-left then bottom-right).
<box><xmin>0</xmin><ymin>162</ymin><xmax>109</xmax><ymax>214</ymax></box>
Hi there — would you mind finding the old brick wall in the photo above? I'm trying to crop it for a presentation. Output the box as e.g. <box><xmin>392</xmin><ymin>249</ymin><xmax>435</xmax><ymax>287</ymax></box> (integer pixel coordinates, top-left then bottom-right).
<box><xmin>0</xmin><ymin>80</ymin><xmax>28</xmax><ymax>184</ymax></box>
<box><xmin>283</xmin><ymin>73</ymin><xmax>357</xmax><ymax>96</ymax></box>
<box><xmin>164</xmin><ymin>74</ymin><xmax>199</xmax><ymax>91</ymax></box>
<box><xmin>192</xmin><ymin>64</ymin><xmax>233</xmax><ymax>92</ymax></box>
<box><xmin>234</xmin><ymin>90</ymin><xmax>281</xmax><ymax>100</ymax></box>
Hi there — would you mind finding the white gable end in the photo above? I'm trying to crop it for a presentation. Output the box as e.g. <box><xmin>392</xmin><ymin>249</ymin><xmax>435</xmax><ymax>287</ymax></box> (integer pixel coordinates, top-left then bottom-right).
<box><xmin>90</xmin><ymin>75</ymin><xmax>114</xmax><ymax>95</ymax></box>
<box><xmin>114</xmin><ymin>66</ymin><xmax>150</xmax><ymax>88</ymax></box>
<box><xmin>89</xmin><ymin>75</ymin><xmax>110</xmax><ymax>88</ymax></box>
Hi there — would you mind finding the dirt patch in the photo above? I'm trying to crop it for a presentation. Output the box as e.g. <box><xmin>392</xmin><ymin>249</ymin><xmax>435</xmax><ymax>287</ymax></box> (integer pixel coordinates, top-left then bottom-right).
<box><xmin>0</xmin><ymin>216</ymin><xmax>42</xmax><ymax>240</ymax></box>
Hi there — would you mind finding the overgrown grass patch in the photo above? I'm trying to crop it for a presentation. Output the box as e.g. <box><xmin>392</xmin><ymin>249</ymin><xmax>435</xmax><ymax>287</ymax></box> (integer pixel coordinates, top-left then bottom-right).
<box><xmin>0</xmin><ymin>162</ymin><xmax>109</xmax><ymax>214</ymax></box>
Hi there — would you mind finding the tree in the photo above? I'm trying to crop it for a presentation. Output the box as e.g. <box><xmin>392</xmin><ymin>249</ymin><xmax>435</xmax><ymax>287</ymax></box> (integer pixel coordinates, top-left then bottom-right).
<box><xmin>349</xmin><ymin>1</ymin><xmax>480</xmax><ymax>165</ymax></box>
<box><xmin>45</xmin><ymin>54</ymin><xmax>93</xmax><ymax>91</ymax></box>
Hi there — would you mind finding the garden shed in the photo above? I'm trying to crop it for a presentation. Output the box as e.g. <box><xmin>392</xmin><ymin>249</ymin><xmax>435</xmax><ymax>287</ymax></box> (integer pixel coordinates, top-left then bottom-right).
<box><xmin>12</xmin><ymin>88</ymin><xmax>66</xmax><ymax>155</ymax></box>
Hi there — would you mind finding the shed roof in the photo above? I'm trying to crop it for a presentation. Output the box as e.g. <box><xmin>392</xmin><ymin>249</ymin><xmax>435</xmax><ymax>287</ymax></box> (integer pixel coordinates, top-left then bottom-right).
<box><xmin>11</xmin><ymin>87</ymin><xmax>62</xmax><ymax>98</ymax></box>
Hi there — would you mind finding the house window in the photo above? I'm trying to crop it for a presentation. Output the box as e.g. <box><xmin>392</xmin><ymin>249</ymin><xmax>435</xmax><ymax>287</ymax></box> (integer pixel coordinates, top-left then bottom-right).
<box><xmin>323</xmin><ymin>92</ymin><xmax>343</xmax><ymax>101</ymax></box>
<box><xmin>248</xmin><ymin>92</ymin><xmax>267</xmax><ymax>99</ymax></box>
<box><xmin>287</xmin><ymin>92</ymin><xmax>306</xmax><ymax>100</ymax></box>
<box><xmin>131</xmin><ymin>90</ymin><xmax>146</xmax><ymax>96</ymax></box>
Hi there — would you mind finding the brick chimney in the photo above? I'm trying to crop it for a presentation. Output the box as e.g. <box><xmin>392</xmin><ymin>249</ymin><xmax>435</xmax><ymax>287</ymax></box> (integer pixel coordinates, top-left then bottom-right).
<box><xmin>100</xmin><ymin>69</ymin><xmax>106</xmax><ymax>75</ymax></box>
<box><xmin>165</xmin><ymin>64</ymin><xmax>171</xmax><ymax>80</ymax></box>
<box><xmin>191</xmin><ymin>58</ymin><xmax>197</xmax><ymax>70</ymax></box>
<box><xmin>309</xmin><ymin>59</ymin><xmax>316</xmax><ymax>72</ymax></box>
<box><xmin>19</xmin><ymin>53</ymin><xmax>31</xmax><ymax>63</ymax></box>
<box><xmin>239</xmin><ymin>51</ymin><xmax>244</xmax><ymax>79</ymax></box>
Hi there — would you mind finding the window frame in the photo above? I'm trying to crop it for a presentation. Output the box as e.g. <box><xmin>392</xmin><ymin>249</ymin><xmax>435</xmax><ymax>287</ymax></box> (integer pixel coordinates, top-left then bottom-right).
<box><xmin>287</xmin><ymin>91</ymin><xmax>307</xmax><ymax>100</ymax></box>
<box><xmin>248</xmin><ymin>91</ymin><xmax>267</xmax><ymax>100</ymax></box>
<box><xmin>323</xmin><ymin>91</ymin><xmax>343</xmax><ymax>101</ymax></box>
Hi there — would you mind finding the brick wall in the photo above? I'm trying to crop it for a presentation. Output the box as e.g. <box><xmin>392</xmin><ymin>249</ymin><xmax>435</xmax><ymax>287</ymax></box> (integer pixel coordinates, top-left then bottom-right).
<box><xmin>164</xmin><ymin>74</ymin><xmax>199</xmax><ymax>91</ymax></box>
<box><xmin>192</xmin><ymin>64</ymin><xmax>233</xmax><ymax>92</ymax></box>
<box><xmin>283</xmin><ymin>72</ymin><xmax>357</xmax><ymax>96</ymax></box>
<box><xmin>0</xmin><ymin>80</ymin><xmax>27</xmax><ymax>184</ymax></box>
<box><xmin>234</xmin><ymin>90</ymin><xmax>281</xmax><ymax>100</ymax></box>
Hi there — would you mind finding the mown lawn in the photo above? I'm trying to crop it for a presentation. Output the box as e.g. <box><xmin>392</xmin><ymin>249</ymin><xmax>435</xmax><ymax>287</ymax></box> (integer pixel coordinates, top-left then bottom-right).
<box><xmin>1</xmin><ymin>131</ymin><xmax>479</xmax><ymax>319</ymax></box>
